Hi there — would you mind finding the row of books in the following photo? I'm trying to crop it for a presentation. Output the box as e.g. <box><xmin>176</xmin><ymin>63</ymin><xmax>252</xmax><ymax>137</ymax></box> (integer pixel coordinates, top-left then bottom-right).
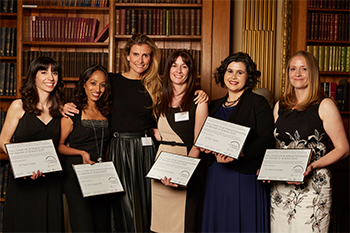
<box><xmin>0</xmin><ymin>161</ymin><xmax>10</xmax><ymax>200</ymax></box>
<box><xmin>0</xmin><ymin>63</ymin><xmax>17</xmax><ymax>97</ymax></box>
<box><xmin>22</xmin><ymin>0</ymin><xmax>108</xmax><ymax>7</ymax></box>
<box><xmin>23</xmin><ymin>51</ymin><xmax>108</xmax><ymax>78</ymax></box>
<box><xmin>24</xmin><ymin>16</ymin><xmax>100</xmax><ymax>42</ymax></box>
<box><xmin>323</xmin><ymin>80</ymin><xmax>349</xmax><ymax>111</ymax></box>
<box><xmin>114</xmin><ymin>48</ymin><xmax>201</xmax><ymax>76</ymax></box>
<box><xmin>308</xmin><ymin>0</ymin><xmax>350</xmax><ymax>9</ymax></box>
<box><xmin>116</xmin><ymin>8</ymin><xmax>201</xmax><ymax>36</ymax></box>
<box><xmin>0</xmin><ymin>27</ymin><xmax>16</xmax><ymax>57</ymax></box>
<box><xmin>307</xmin><ymin>46</ymin><xmax>350</xmax><ymax>72</ymax></box>
<box><xmin>0</xmin><ymin>0</ymin><xmax>16</xmax><ymax>13</ymax></box>
<box><xmin>115</xmin><ymin>0</ymin><xmax>202</xmax><ymax>3</ymax></box>
<box><xmin>307</xmin><ymin>13</ymin><xmax>349</xmax><ymax>41</ymax></box>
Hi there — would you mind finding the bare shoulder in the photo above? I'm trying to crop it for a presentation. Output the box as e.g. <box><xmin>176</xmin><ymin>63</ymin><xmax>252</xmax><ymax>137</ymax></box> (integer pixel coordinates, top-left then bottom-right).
<box><xmin>319</xmin><ymin>98</ymin><xmax>340</xmax><ymax>120</ymax></box>
<box><xmin>8</xmin><ymin>99</ymin><xmax>25</xmax><ymax>115</ymax></box>
<box><xmin>273</xmin><ymin>101</ymin><xmax>280</xmax><ymax>121</ymax></box>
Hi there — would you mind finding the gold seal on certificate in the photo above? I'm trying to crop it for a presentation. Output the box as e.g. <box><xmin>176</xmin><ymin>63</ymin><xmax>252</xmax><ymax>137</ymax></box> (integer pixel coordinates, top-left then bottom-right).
<box><xmin>257</xmin><ymin>149</ymin><xmax>312</xmax><ymax>182</ymax></box>
<box><xmin>146</xmin><ymin>151</ymin><xmax>201</xmax><ymax>187</ymax></box>
<box><xmin>5</xmin><ymin>139</ymin><xmax>63</xmax><ymax>178</ymax></box>
<box><xmin>194</xmin><ymin>116</ymin><xmax>250</xmax><ymax>159</ymax></box>
<box><xmin>72</xmin><ymin>161</ymin><xmax>124</xmax><ymax>197</ymax></box>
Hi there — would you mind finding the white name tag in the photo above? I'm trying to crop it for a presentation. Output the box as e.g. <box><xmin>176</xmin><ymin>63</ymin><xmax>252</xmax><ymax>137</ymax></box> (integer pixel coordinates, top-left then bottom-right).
<box><xmin>174</xmin><ymin>111</ymin><xmax>189</xmax><ymax>122</ymax></box>
<box><xmin>141</xmin><ymin>137</ymin><xmax>153</xmax><ymax>146</ymax></box>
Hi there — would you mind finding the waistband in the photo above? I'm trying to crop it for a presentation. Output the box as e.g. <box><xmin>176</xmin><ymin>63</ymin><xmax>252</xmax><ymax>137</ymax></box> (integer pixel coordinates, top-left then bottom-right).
<box><xmin>113</xmin><ymin>131</ymin><xmax>145</xmax><ymax>138</ymax></box>
<box><xmin>160</xmin><ymin>140</ymin><xmax>187</xmax><ymax>147</ymax></box>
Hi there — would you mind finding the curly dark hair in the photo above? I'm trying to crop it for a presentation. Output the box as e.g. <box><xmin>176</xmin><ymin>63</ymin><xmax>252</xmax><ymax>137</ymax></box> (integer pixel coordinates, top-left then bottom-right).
<box><xmin>21</xmin><ymin>56</ymin><xmax>63</xmax><ymax>118</ymax></box>
<box><xmin>71</xmin><ymin>64</ymin><xmax>112</xmax><ymax>116</ymax></box>
<box><xmin>214</xmin><ymin>52</ymin><xmax>260</xmax><ymax>91</ymax></box>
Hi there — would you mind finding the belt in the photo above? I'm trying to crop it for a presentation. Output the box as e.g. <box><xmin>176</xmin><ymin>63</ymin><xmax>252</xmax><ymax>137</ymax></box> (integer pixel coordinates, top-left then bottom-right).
<box><xmin>160</xmin><ymin>140</ymin><xmax>187</xmax><ymax>147</ymax></box>
<box><xmin>113</xmin><ymin>131</ymin><xmax>145</xmax><ymax>138</ymax></box>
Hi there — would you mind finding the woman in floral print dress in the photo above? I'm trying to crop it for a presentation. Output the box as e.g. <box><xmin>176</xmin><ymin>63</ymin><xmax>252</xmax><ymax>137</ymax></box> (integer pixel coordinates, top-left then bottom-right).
<box><xmin>270</xmin><ymin>51</ymin><xmax>349</xmax><ymax>233</ymax></box>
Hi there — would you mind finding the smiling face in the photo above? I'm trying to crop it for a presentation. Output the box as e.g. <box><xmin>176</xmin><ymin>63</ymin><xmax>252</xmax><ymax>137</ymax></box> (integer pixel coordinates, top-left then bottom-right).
<box><xmin>170</xmin><ymin>56</ymin><xmax>189</xmax><ymax>87</ymax></box>
<box><xmin>224</xmin><ymin>61</ymin><xmax>247</xmax><ymax>95</ymax></box>
<box><xmin>35</xmin><ymin>64</ymin><xmax>58</xmax><ymax>94</ymax></box>
<box><xmin>288</xmin><ymin>55</ymin><xmax>309</xmax><ymax>90</ymax></box>
<box><xmin>126</xmin><ymin>44</ymin><xmax>152</xmax><ymax>76</ymax></box>
<box><xmin>84</xmin><ymin>70</ymin><xmax>106</xmax><ymax>103</ymax></box>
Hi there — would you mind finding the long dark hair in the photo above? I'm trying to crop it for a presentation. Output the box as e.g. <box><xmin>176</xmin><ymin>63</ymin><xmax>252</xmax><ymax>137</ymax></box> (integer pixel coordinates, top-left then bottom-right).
<box><xmin>71</xmin><ymin>64</ymin><xmax>112</xmax><ymax>116</ymax></box>
<box><xmin>21</xmin><ymin>56</ymin><xmax>63</xmax><ymax>118</ymax></box>
<box><xmin>157</xmin><ymin>50</ymin><xmax>198</xmax><ymax>117</ymax></box>
<box><xmin>214</xmin><ymin>52</ymin><xmax>260</xmax><ymax>91</ymax></box>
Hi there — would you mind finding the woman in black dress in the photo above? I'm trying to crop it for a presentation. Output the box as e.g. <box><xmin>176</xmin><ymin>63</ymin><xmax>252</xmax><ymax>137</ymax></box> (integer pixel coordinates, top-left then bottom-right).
<box><xmin>58</xmin><ymin>64</ymin><xmax>112</xmax><ymax>232</ymax></box>
<box><xmin>0</xmin><ymin>56</ymin><xmax>64</xmax><ymax>232</ymax></box>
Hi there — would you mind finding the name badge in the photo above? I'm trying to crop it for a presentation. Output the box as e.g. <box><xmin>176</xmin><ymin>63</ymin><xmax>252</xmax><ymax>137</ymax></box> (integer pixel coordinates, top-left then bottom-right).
<box><xmin>174</xmin><ymin>111</ymin><xmax>189</xmax><ymax>122</ymax></box>
<box><xmin>141</xmin><ymin>137</ymin><xmax>153</xmax><ymax>146</ymax></box>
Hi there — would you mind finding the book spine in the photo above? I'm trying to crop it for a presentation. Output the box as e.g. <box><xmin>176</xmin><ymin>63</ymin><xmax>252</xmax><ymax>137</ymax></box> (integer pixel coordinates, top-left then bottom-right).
<box><xmin>174</xmin><ymin>9</ymin><xmax>179</xmax><ymax>35</ymax></box>
<box><xmin>142</xmin><ymin>9</ymin><xmax>148</xmax><ymax>34</ymax></box>
<box><xmin>116</xmin><ymin>9</ymin><xmax>120</xmax><ymax>35</ymax></box>
<box><xmin>131</xmin><ymin>9</ymin><xmax>137</xmax><ymax>35</ymax></box>
<box><xmin>137</xmin><ymin>9</ymin><xmax>142</xmax><ymax>34</ymax></box>
<box><xmin>190</xmin><ymin>9</ymin><xmax>195</xmax><ymax>35</ymax></box>
<box><xmin>179</xmin><ymin>9</ymin><xmax>184</xmax><ymax>35</ymax></box>
<box><xmin>120</xmin><ymin>9</ymin><xmax>126</xmax><ymax>35</ymax></box>
<box><xmin>125</xmin><ymin>10</ymin><xmax>131</xmax><ymax>35</ymax></box>
<box><xmin>318</xmin><ymin>46</ymin><xmax>324</xmax><ymax>71</ymax></box>
<box><xmin>148</xmin><ymin>10</ymin><xmax>153</xmax><ymax>35</ymax></box>
<box><xmin>196</xmin><ymin>9</ymin><xmax>201</xmax><ymax>36</ymax></box>
<box><xmin>323</xmin><ymin>46</ymin><xmax>329</xmax><ymax>71</ymax></box>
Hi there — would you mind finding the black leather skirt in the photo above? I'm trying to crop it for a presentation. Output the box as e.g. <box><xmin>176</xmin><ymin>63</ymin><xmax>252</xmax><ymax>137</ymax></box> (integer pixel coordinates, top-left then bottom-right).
<box><xmin>108</xmin><ymin>131</ymin><xmax>157</xmax><ymax>233</ymax></box>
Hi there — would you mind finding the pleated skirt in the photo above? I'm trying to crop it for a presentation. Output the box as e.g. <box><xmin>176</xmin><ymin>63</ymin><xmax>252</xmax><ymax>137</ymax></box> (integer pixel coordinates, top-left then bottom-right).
<box><xmin>108</xmin><ymin>132</ymin><xmax>157</xmax><ymax>233</ymax></box>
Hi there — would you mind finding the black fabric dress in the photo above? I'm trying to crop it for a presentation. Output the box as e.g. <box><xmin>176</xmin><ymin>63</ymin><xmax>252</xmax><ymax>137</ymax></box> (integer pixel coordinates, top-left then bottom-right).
<box><xmin>3</xmin><ymin>112</ymin><xmax>63</xmax><ymax>232</ymax></box>
<box><xmin>62</xmin><ymin>111</ymin><xmax>111</xmax><ymax>232</ymax></box>
<box><xmin>108</xmin><ymin>73</ymin><xmax>157</xmax><ymax>233</ymax></box>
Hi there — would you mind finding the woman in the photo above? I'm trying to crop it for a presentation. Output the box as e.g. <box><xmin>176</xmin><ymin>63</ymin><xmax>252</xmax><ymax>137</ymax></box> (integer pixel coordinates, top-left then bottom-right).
<box><xmin>58</xmin><ymin>64</ymin><xmax>112</xmax><ymax>232</ymax></box>
<box><xmin>63</xmin><ymin>34</ymin><xmax>207</xmax><ymax>232</ymax></box>
<box><xmin>270</xmin><ymin>51</ymin><xmax>349</xmax><ymax>232</ymax></box>
<box><xmin>151</xmin><ymin>49</ymin><xmax>208</xmax><ymax>232</ymax></box>
<box><xmin>0</xmin><ymin>56</ymin><xmax>64</xmax><ymax>232</ymax></box>
<box><xmin>201</xmin><ymin>52</ymin><xmax>274</xmax><ymax>232</ymax></box>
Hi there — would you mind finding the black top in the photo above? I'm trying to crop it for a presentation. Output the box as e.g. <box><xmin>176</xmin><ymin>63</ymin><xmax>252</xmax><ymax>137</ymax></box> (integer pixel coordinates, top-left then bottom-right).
<box><xmin>109</xmin><ymin>72</ymin><xmax>156</xmax><ymax>132</ymax></box>
<box><xmin>64</xmin><ymin>110</ymin><xmax>110</xmax><ymax>171</ymax></box>
<box><xmin>207</xmin><ymin>90</ymin><xmax>275</xmax><ymax>174</ymax></box>
<box><xmin>274</xmin><ymin>102</ymin><xmax>328</xmax><ymax>163</ymax></box>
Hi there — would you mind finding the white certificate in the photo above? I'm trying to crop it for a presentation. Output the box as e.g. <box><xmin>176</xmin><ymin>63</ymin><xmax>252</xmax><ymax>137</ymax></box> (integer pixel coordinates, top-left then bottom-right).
<box><xmin>5</xmin><ymin>139</ymin><xmax>62</xmax><ymax>178</ymax></box>
<box><xmin>194</xmin><ymin>116</ymin><xmax>250</xmax><ymax>159</ymax></box>
<box><xmin>72</xmin><ymin>161</ymin><xmax>124</xmax><ymax>197</ymax></box>
<box><xmin>257</xmin><ymin>149</ymin><xmax>312</xmax><ymax>182</ymax></box>
<box><xmin>146</xmin><ymin>151</ymin><xmax>201</xmax><ymax>187</ymax></box>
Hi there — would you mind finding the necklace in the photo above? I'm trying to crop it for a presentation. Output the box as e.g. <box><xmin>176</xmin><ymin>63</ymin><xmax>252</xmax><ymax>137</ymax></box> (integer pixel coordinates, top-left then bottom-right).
<box><xmin>223</xmin><ymin>96</ymin><xmax>242</xmax><ymax>108</ymax></box>
<box><xmin>86</xmin><ymin>111</ymin><xmax>104</xmax><ymax>163</ymax></box>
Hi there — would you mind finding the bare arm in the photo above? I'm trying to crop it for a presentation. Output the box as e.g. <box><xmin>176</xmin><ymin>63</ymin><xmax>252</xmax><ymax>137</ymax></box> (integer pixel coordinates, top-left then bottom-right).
<box><xmin>188</xmin><ymin>101</ymin><xmax>209</xmax><ymax>158</ymax></box>
<box><xmin>304</xmin><ymin>98</ymin><xmax>349</xmax><ymax>176</ymax></box>
<box><xmin>58</xmin><ymin>117</ymin><xmax>94</xmax><ymax>164</ymax></box>
<box><xmin>0</xmin><ymin>99</ymin><xmax>25</xmax><ymax>152</ymax></box>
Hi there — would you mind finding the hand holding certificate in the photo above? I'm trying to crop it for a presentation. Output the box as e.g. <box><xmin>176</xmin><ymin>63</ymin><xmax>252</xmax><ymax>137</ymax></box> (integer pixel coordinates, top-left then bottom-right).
<box><xmin>194</xmin><ymin>116</ymin><xmax>250</xmax><ymax>159</ymax></box>
<box><xmin>73</xmin><ymin>161</ymin><xmax>124</xmax><ymax>197</ymax></box>
<box><xmin>5</xmin><ymin>139</ymin><xmax>62</xmax><ymax>178</ymax></box>
<box><xmin>146</xmin><ymin>151</ymin><xmax>201</xmax><ymax>187</ymax></box>
<box><xmin>257</xmin><ymin>149</ymin><xmax>312</xmax><ymax>182</ymax></box>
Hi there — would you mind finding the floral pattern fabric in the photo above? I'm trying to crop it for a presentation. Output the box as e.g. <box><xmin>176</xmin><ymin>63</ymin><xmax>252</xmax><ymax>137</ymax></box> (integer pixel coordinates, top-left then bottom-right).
<box><xmin>271</xmin><ymin>103</ymin><xmax>331</xmax><ymax>233</ymax></box>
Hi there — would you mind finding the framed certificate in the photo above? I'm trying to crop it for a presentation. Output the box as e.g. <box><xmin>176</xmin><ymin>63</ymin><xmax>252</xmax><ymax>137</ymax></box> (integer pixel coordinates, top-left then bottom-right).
<box><xmin>194</xmin><ymin>116</ymin><xmax>250</xmax><ymax>159</ymax></box>
<box><xmin>5</xmin><ymin>139</ymin><xmax>62</xmax><ymax>178</ymax></box>
<box><xmin>146</xmin><ymin>151</ymin><xmax>201</xmax><ymax>187</ymax></box>
<box><xmin>72</xmin><ymin>161</ymin><xmax>124</xmax><ymax>197</ymax></box>
<box><xmin>257</xmin><ymin>149</ymin><xmax>312</xmax><ymax>182</ymax></box>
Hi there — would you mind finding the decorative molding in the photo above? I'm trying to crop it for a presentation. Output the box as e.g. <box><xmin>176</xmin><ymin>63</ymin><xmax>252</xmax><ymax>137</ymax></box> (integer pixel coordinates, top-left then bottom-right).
<box><xmin>280</xmin><ymin>0</ymin><xmax>291</xmax><ymax>96</ymax></box>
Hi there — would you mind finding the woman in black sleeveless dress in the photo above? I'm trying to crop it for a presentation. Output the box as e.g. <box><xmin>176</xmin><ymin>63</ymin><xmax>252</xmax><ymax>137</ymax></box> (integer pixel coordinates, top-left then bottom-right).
<box><xmin>0</xmin><ymin>56</ymin><xmax>64</xmax><ymax>232</ymax></box>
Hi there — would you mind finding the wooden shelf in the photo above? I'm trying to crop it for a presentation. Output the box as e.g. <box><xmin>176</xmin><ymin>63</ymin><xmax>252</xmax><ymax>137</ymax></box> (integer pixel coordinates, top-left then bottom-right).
<box><xmin>22</xmin><ymin>5</ymin><xmax>109</xmax><ymax>12</ymax></box>
<box><xmin>22</xmin><ymin>42</ymin><xmax>109</xmax><ymax>47</ymax></box>
<box><xmin>115</xmin><ymin>3</ymin><xmax>202</xmax><ymax>8</ymax></box>
<box><xmin>319</xmin><ymin>71</ymin><xmax>350</xmax><ymax>76</ymax></box>
<box><xmin>114</xmin><ymin>35</ymin><xmax>201</xmax><ymax>41</ymax></box>
<box><xmin>0</xmin><ymin>56</ymin><xmax>17</xmax><ymax>60</ymax></box>
<box><xmin>307</xmin><ymin>40</ymin><xmax>350</xmax><ymax>45</ymax></box>
<box><xmin>308</xmin><ymin>7</ymin><xmax>350</xmax><ymax>12</ymax></box>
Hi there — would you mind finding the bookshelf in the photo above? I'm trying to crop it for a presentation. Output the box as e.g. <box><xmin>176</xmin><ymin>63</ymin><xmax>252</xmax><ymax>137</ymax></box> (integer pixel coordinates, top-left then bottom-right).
<box><xmin>290</xmin><ymin>1</ymin><xmax>349</xmax><ymax>232</ymax></box>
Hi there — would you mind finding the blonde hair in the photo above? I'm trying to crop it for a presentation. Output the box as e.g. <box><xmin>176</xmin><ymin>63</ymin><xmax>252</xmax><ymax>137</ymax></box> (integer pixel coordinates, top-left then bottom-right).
<box><xmin>280</xmin><ymin>51</ymin><xmax>324</xmax><ymax>111</ymax></box>
<box><xmin>122</xmin><ymin>34</ymin><xmax>162</xmax><ymax>117</ymax></box>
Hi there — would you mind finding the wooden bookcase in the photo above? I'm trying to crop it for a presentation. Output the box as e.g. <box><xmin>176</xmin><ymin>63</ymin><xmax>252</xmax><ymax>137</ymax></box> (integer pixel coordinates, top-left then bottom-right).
<box><xmin>0</xmin><ymin>0</ymin><xmax>231</xmax><ymax>202</ymax></box>
<box><xmin>290</xmin><ymin>1</ymin><xmax>350</xmax><ymax>232</ymax></box>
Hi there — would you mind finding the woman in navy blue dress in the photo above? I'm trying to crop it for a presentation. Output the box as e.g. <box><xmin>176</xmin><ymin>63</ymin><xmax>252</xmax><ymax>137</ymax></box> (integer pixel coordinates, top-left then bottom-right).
<box><xmin>201</xmin><ymin>52</ymin><xmax>274</xmax><ymax>232</ymax></box>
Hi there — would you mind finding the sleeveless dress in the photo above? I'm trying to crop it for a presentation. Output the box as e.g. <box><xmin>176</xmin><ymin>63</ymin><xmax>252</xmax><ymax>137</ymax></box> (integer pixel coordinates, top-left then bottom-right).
<box><xmin>3</xmin><ymin>112</ymin><xmax>63</xmax><ymax>232</ymax></box>
<box><xmin>151</xmin><ymin>102</ymin><xmax>201</xmax><ymax>232</ymax></box>
<box><xmin>201</xmin><ymin>105</ymin><xmax>270</xmax><ymax>232</ymax></box>
<box><xmin>62</xmin><ymin>111</ymin><xmax>110</xmax><ymax>232</ymax></box>
<box><xmin>108</xmin><ymin>73</ymin><xmax>157</xmax><ymax>233</ymax></box>
<box><xmin>271</xmin><ymin>103</ymin><xmax>331</xmax><ymax>233</ymax></box>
